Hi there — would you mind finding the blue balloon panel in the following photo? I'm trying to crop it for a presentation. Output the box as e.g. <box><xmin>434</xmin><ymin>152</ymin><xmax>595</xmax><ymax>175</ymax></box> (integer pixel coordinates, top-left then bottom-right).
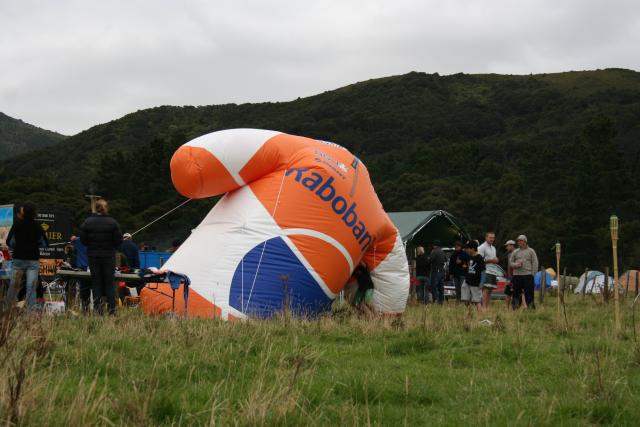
<box><xmin>229</xmin><ymin>237</ymin><xmax>332</xmax><ymax>318</ymax></box>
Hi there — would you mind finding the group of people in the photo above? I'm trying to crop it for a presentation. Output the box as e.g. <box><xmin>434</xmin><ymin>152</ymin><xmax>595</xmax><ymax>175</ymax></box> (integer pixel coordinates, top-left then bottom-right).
<box><xmin>412</xmin><ymin>231</ymin><xmax>539</xmax><ymax>314</ymax></box>
<box><xmin>2</xmin><ymin>199</ymin><xmax>145</xmax><ymax>315</ymax></box>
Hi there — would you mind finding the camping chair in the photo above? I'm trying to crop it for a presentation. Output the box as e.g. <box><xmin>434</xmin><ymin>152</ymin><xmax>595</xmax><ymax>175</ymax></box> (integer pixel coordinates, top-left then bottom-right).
<box><xmin>168</xmin><ymin>272</ymin><xmax>190</xmax><ymax>317</ymax></box>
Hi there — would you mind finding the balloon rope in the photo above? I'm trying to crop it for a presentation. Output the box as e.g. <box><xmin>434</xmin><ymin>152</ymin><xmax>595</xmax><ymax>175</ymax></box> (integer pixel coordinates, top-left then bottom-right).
<box><xmin>241</xmin><ymin>257</ymin><xmax>244</xmax><ymax>312</ymax></box>
<box><xmin>245</xmin><ymin>169</ymin><xmax>288</xmax><ymax>309</ymax></box>
<box><xmin>130</xmin><ymin>198</ymin><xmax>193</xmax><ymax>237</ymax></box>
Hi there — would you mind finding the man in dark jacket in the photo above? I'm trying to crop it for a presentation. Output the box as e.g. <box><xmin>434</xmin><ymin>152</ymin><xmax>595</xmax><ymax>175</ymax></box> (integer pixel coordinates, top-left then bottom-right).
<box><xmin>413</xmin><ymin>246</ymin><xmax>430</xmax><ymax>304</ymax></box>
<box><xmin>429</xmin><ymin>240</ymin><xmax>447</xmax><ymax>304</ymax></box>
<box><xmin>79</xmin><ymin>199</ymin><xmax>122</xmax><ymax>315</ymax></box>
<box><xmin>448</xmin><ymin>241</ymin><xmax>469</xmax><ymax>302</ymax></box>
<box><xmin>4</xmin><ymin>202</ymin><xmax>48</xmax><ymax>311</ymax></box>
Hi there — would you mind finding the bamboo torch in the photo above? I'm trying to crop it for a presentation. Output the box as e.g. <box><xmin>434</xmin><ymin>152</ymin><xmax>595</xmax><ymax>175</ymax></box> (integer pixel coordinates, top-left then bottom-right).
<box><xmin>610</xmin><ymin>215</ymin><xmax>621</xmax><ymax>336</ymax></box>
<box><xmin>555</xmin><ymin>242</ymin><xmax>561</xmax><ymax>324</ymax></box>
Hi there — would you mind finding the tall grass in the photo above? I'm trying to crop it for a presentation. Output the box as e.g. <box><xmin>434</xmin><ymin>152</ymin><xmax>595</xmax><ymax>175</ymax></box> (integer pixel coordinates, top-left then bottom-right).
<box><xmin>0</xmin><ymin>294</ymin><xmax>639</xmax><ymax>426</ymax></box>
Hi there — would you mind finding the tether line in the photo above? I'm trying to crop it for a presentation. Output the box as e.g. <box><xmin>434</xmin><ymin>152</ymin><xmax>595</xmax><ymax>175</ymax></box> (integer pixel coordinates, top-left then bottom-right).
<box><xmin>48</xmin><ymin>198</ymin><xmax>193</xmax><ymax>246</ymax></box>
<box><xmin>131</xmin><ymin>198</ymin><xmax>193</xmax><ymax>237</ymax></box>
<box><xmin>245</xmin><ymin>169</ymin><xmax>288</xmax><ymax>309</ymax></box>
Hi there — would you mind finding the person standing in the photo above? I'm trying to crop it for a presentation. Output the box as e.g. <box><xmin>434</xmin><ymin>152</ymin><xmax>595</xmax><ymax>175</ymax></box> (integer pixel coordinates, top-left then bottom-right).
<box><xmin>461</xmin><ymin>240</ymin><xmax>485</xmax><ymax>318</ymax></box>
<box><xmin>510</xmin><ymin>235</ymin><xmax>539</xmax><ymax>309</ymax></box>
<box><xmin>3</xmin><ymin>202</ymin><xmax>48</xmax><ymax>311</ymax></box>
<box><xmin>70</xmin><ymin>235</ymin><xmax>91</xmax><ymax>312</ymax></box>
<box><xmin>429</xmin><ymin>240</ymin><xmax>446</xmax><ymax>304</ymax></box>
<box><xmin>413</xmin><ymin>246</ymin><xmax>430</xmax><ymax>304</ymax></box>
<box><xmin>478</xmin><ymin>232</ymin><xmax>499</xmax><ymax>312</ymax></box>
<box><xmin>448</xmin><ymin>241</ymin><xmax>469</xmax><ymax>302</ymax></box>
<box><xmin>79</xmin><ymin>199</ymin><xmax>122</xmax><ymax>315</ymax></box>
<box><xmin>501</xmin><ymin>240</ymin><xmax>516</xmax><ymax>308</ymax></box>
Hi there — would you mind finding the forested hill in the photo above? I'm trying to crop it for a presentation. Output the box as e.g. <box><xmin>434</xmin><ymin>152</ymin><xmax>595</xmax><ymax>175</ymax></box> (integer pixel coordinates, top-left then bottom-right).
<box><xmin>0</xmin><ymin>112</ymin><xmax>66</xmax><ymax>161</ymax></box>
<box><xmin>1</xmin><ymin>68</ymin><xmax>639</xmax><ymax>272</ymax></box>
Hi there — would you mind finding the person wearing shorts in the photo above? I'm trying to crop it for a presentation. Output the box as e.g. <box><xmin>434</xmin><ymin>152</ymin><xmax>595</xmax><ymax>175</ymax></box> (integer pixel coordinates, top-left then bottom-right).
<box><xmin>461</xmin><ymin>240</ymin><xmax>485</xmax><ymax>318</ymax></box>
<box><xmin>478</xmin><ymin>232</ymin><xmax>499</xmax><ymax>312</ymax></box>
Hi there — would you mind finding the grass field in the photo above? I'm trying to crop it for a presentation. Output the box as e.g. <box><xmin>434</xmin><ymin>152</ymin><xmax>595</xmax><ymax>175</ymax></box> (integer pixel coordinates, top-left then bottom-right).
<box><xmin>1</xmin><ymin>294</ymin><xmax>640</xmax><ymax>426</ymax></box>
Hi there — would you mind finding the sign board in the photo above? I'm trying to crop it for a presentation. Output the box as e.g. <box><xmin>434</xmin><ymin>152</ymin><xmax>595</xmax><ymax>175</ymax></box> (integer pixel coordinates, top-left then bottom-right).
<box><xmin>36</xmin><ymin>208</ymin><xmax>73</xmax><ymax>277</ymax></box>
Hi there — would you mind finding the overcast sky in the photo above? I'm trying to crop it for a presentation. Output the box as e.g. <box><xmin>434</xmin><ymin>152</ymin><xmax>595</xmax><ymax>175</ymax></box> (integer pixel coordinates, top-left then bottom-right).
<box><xmin>1</xmin><ymin>0</ymin><xmax>638</xmax><ymax>135</ymax></box>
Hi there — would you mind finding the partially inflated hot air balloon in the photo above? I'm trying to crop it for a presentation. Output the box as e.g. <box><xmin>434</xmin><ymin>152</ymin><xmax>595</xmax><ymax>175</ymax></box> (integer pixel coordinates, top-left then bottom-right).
<box><xmin>141</xmin><ymin>129</ymin><xmax>409</xmax><ymax>319</ymax></box>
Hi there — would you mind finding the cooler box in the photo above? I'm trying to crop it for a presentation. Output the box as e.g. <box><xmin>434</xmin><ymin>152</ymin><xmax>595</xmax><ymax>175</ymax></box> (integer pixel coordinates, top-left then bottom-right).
<box><xmin>139</xmin><ymin>251</ymin><xmax>172</xmax><ymax>270</ymax></box>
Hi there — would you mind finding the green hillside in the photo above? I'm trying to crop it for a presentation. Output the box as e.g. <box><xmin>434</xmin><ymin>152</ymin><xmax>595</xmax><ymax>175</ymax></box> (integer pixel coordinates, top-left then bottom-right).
<box><xmin>1</xmin><ymin>68</ymin><xmax>639</xmax><ymax>271</ymax></box>
<box><xmin>0</xmin><ymin>112</ymin><xmax>66</xmax><ymax>161</ymax></box>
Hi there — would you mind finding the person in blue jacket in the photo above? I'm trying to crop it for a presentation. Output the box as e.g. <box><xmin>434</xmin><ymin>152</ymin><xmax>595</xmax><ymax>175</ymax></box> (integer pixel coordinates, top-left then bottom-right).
<box><xmin>70</xmin><ymin>234</ymin><xmax>91</xmax><ymax>312</ymax></box>
<box><xmin>119</xmin><ymin>233</ymin><xmax>140</xmax><ymax>269</ymax></box>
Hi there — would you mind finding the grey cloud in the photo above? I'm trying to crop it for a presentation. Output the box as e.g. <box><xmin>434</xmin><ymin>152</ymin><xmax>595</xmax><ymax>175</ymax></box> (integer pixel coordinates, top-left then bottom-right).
<box><xmin>1</xmin><ymin>0</ymin><xmax>638</xmax><ymax>134</ymax></box>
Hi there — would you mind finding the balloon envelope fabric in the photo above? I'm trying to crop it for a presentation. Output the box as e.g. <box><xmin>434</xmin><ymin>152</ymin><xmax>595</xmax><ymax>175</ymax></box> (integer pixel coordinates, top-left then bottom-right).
<box><xmin>141</xmin><ymin>129</ymin><xmax>410</xmax><ymax>319</ymax></box>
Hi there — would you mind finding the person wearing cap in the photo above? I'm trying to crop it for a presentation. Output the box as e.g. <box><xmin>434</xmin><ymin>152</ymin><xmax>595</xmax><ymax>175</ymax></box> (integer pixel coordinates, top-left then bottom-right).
<box><xmin>501</xmin><ymin>240</ymin><xmax>516</xmax><ymax>307</ymax></box>
<box><xmin>501</xmin><ymin>240</ymin><xmax>516</xmax><ymax>272</ymax></box>
<box><xmin>429</xmin><ymin>240</ymin><xmax>446</xmax><ymax>304</ymax></box>
<box><xmin>510</xmin><ymin>234</ymin><xmax>539</xmax><ymax>309</ymax></box>
<box><xmin>448</xmin><ymin>241</ymin><xmax>469</xmax><ymax>302</ymax></box>
<box><xmin>119</xmin><ymin>232</ymin><xmax>140</xmax><ymax>270</ymax></box>
<box><xmin>461</xmin><ymin>240</ymin><xmax>485</xmax><ymax>317</ymax></box>
<box><xmin>478</xmin><ymin>231</ymin><xmax>499</xmax><ymax>311</ymax></box>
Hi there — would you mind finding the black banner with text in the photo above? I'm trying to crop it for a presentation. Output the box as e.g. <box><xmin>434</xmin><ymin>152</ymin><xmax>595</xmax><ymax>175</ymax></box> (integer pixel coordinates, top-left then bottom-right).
<box><xmin>36</xmin><ymin>208</ymin><xmax>73</xmax><ymax>277</ymax></box>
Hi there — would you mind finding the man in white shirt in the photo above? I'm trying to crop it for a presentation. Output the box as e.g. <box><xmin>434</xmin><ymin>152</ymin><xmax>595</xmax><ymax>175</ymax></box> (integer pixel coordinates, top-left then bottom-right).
<box><xmin>478</xmin><ymin>231</ymin><xmax>499</xmax><ymax>311</ymax></box>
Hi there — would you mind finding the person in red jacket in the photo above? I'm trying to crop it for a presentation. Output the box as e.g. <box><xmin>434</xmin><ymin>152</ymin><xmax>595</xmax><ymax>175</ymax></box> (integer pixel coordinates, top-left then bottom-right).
<box><xmin>0</xmin><ymin>245</ymin><xmax>11</xmax><ymax>268</ymax></box>
<box><xmin>0</xmin><ymin>244</ymin><xmax>11</xmax><ymax>293</ymax></box>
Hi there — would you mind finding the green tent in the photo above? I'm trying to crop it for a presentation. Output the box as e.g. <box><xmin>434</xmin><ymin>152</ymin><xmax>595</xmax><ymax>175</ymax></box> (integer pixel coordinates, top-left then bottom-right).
<box><xmin>387</xmin><ymin>210</ymin><xmax>471</xmax><ymax>257</ymax></box>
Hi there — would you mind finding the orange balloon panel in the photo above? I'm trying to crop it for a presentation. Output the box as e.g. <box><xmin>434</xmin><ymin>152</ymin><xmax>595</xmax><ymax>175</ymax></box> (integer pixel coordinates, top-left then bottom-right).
<box><xmin>141</xmin><ymin>284</ymin><xmax>222</xmax><ymax>318</ymax></box>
